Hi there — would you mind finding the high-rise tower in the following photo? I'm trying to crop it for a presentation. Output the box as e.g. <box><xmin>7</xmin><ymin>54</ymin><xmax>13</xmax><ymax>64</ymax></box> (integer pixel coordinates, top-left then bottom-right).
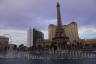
<box><xmin>27</xmin><ymin>27</ymin><xmax>44</xmax><ymax>47</ymax></box>
<box><xmin>48</xmin><ymin>2</ymin><xmax>79</xmax><ymax>43</ymax></box>
<box><xmin>27</xmin><ymin>27</ymin><xmax>33</xmax><ymax>47</ymax></box>
<box><xmin>57</xmin><ymin>2</ymin><xmax>62</xmax><ymax>26</ymax></box>
<box><xmin>52</xmin><ymin>2</ymin><xmax>69</xmax><ymax>46</ymax></box>
<box><xmin>54</xmin><ymin>2</ymin><xmax>67</xmax><ymax>38</ymax></box>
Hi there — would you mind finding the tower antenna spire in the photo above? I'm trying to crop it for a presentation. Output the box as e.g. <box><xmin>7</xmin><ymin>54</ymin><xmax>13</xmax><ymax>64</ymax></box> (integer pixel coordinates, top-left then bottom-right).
<box><xmin>56</xmin><ymin>1</ymin><xmax>62</xmax><ymax>26</ymax></box>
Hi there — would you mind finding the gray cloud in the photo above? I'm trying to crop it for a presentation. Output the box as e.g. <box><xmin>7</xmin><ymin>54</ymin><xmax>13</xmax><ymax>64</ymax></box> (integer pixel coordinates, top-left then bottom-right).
<box><xmin>0</xmin><ymin>0</ymin><xmax>95</xmax><ymax>31</ymax></box>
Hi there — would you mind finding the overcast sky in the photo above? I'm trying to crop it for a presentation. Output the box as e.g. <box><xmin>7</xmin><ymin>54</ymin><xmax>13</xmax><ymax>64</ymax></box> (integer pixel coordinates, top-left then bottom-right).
<box><xmin>0</xmin><ymin>0</ymin><xmax>96</xmax><ymax>46</ymax></box>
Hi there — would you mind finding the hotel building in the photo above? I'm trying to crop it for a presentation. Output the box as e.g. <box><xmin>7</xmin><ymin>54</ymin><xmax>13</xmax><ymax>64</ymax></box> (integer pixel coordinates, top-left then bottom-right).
<box><xmin>48</xmin><ymin>22</ymin><xmax>79</xmax><ymax>42</ymax></box>
<box><xmin>48</xmin><ymin>3</ymin><xmax>79</xmax><ymax>43</ymax></box>
<box><xmin>27</xmin><ymin>27</ymin><xmax>44</xmax><ymax>47</ymax></box>
<box><xmin>0</xmin><ymin>36</ymin><xmax>9</xmax><ymax>50</ymax></box>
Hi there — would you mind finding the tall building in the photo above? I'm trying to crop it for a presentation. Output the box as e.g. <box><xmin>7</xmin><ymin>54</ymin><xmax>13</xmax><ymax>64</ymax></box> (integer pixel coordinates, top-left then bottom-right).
<box><xmin>48</xmin><ymin>3</ymin><xmax>79</xmax><ymax>42</ymax></box>
<box><xmin>52</xmin><ymin>2</ymin><xmax>69</xmax><ymax>45</ymax></box>
<box><xmin>27</xmin><ymin>27</ymin><xmax>44</xmax><ymax>47</ymax></box>
<box><xmin>27</xmin><ymin>27</ymin><xmax>33</xmax><ymax>47</ymax></box>
<box><xmin>33</xmin><ymin>29</ymin><xmax>44</xmax><ymax>46</ymax></box>
<box><xmin>48</xmin><ymin>22</ymin><xmax>79</xmax><ymax>42</ymax></box>
<box><xmin>66</xmin><ymin>22</ymin><xmax>79</xmax><ymax>42</ymax></box>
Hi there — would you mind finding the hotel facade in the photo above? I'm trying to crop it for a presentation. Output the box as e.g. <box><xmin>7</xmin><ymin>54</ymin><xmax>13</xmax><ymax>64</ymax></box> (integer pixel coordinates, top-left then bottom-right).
<box><xmin>27</xmin><ymin>27</ymin><xmax>44</xmax><ymax>47</ymax></box>
<box><xmin>48</xmin><ymin>22</ymin><xmax>79</xmax><ymax>42</ymax></box>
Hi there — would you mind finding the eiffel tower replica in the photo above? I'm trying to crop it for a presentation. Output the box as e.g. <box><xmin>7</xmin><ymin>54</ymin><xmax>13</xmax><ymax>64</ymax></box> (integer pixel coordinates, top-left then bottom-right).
<box><xmin>52</xmin><ymin>2</ymin><xmax>69</xmax><ymax>46</ymax></box>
